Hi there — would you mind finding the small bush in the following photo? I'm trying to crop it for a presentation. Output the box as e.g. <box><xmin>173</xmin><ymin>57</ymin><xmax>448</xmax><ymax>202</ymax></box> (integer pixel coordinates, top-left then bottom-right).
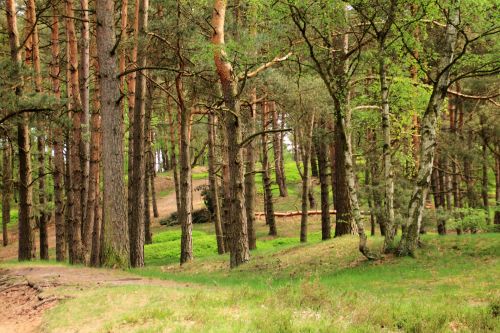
<box><xmin>159</xmin><ymin>208</ymin><xmax>211</xmax><ymax>226</ymax></box>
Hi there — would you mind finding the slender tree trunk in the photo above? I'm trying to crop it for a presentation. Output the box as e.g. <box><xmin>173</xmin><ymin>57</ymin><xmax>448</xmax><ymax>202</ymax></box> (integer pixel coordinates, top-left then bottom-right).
<box><xmin>129</xmin><ymin>0</ymin><xmax>149</xmax><ymax>267</ymax></box>
<box><xmin>211</xmin><ymin>0</ymin><xmax>250</xmax><ymax>268</ymax></box>
<box><xmin>245</xmin><ymin>89</ymin><xmax>257</xmax><ymax>249</ymax></box>
<box><xmin>38</xmin><ymin>136</ymin><xmax>49</xmax><ymax>260</ymax></box>
<box><xmin>6</xmin><ymin>0</ymin><xmax>36</xmax><ymax>260</ymax></box>
<box><xmin>26</xmin><ymin>0</ymin><xmax>46</xmax><ymax>260</ymax></box>
<box><xmin>208</xmin><ymin>113</ymin><xmax>225</xmax><ymax>254</ymax></box>
<box><xmin>127</xmin><ymin>0</ymin><xmax>140</xmax><ymax>240</ymax></box>
<box><xmin>151</xmin><ymin>163</ymin><xmax>159</xmax><ymax>218</ymax></box>
<box><xmin>272</xmin><ymin>104</ymin><xmax>287</xmax><ymax>197</ymax></box>
<box><xmin>96</xmin><ymin>0</ymin><xmax>130</xmax><ymax>268</ymax></box>
<box><xmin>279</xmin><ymin>111</ymin><xmax>288</xmax><ymax>193</ymax></box>
<box><xmin>314</xmin><ymin>119</ymin><xmax>331</xmax><ymax>240</ymax></box>
<box><xmin>79</xmin><ymin>0</ymin><xmax>91</xmax><ymax>230</ymax></box>
<box><xmin>494</xmin><ymin>153</ymin><xmax>500</xmax><ymax>225</ymax></box>
<box><xmin>144</xmin><ymin>83</ymin><xmax>153</xmax><ymax>245</ymax></box>
<box><xmin>333</xmin><ymin>120</ymin><xmax>354</xmax><ymax>236</ymax></box>
<box><xmin>66</xmin><ymin>0</ymin><xmax>84</xmax><ymax>264</ymax></box>
<box><xmin>310</xmin><ymin>145</ymin><xmax>319</xmax><ymax>178</ymax></box>
<box><xmin>262</xmin><ymin>101</ymin><xmax>277</xmax><ymax>236</ymax></box>
<box><xmin>51</xmin><ymin>5</ymin><xmax>66</xmax><ymax>261</ymax></box>
<box><xmin>176</xmin><ymin>72</ymin><xmax>193</xmax><ymax>264</ymax></box>
<box><xmin>89</xmin><ymin>54</ymin><xmax>102</xmax><ymax>266</ymax></box>
<box><xmin>481</xmin><ymin>137</ymin><xmax>490</xmax><ymax>224</ymax></box>
<box><xmin>299</xmin><ymin>114</ymin><xmax>315</xmax><ymax>243</ymax></box>
<box><xmin>2</xmin><ymin>143</ymin><xmax>12</xmax><ymax>247</ymax></box>
<box><xmin>84</xmin><ymin>82</ymin><xmax>101</xmax><ymax>264</ymax></box>
<box><xmin>166</xmin><ymin>97</ymin><xmax>181</xmax><ymax>213</ymax></box>
<box><xmin>397</xmin><ymin>5</ymin><xmax>459</xmax><ymax>256</ymax></box>
<box><xmin>379</xmin><ymin>50</ymin><xmax>395</xmax><ymax>252</ymax></box>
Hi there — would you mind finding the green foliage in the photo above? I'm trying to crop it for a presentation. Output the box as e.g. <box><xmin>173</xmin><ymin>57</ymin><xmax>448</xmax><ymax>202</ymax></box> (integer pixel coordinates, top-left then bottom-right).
<box><xmin>448</xmin><ymin>208</ymin><xmax>490</xmax><ymax>233</ymax></box>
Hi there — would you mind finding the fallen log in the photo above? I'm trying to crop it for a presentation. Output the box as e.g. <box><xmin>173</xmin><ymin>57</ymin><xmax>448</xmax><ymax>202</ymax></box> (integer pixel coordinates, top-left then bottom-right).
<box><xmin>255</xmin><ymin>210</ymin><xmax>369</xmax><ymax>218</ymax></box>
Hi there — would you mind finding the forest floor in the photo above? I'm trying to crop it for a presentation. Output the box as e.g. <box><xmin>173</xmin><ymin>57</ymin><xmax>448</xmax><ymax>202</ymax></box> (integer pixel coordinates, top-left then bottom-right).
<box><xmin>1</xmin><ymin>169</ymin><xmax>499</xmax><ymax>332</ymax></box>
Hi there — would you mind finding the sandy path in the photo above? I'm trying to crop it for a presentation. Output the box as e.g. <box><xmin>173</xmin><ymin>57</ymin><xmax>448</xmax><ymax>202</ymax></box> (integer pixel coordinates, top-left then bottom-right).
<box><xmin>0</xmin><ymin>265</ymin><xmax>189</xmax><ymax>333</ymax></box>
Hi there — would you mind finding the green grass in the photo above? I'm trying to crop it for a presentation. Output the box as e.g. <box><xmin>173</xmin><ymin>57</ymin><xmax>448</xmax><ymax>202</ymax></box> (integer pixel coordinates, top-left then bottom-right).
<box><xmin>38</xmin><ymin>230</ymin><xmax>500</xmax><ymax>333</ymax></box>
<box><xmin>0</xmin><ymin>207</ymin><xmax>18</xmax><ymax>231</ymax></box>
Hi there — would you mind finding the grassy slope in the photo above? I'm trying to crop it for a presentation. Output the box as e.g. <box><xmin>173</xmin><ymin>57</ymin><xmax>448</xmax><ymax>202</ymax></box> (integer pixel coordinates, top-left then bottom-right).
<box><xmin>40</xmin><ymin>227</ymin><xmax>499</xmax><ymax>333</ymax></box>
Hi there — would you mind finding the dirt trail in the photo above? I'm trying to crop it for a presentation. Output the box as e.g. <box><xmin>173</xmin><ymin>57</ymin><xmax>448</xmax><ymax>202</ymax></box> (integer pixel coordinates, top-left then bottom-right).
<box><xmin>0</xmin><ymin>265</ymin><xmax>189</xmax><ymax>333</ymax></box>
<box><xmin>0</xmin><ymin>174</ymin><xmax>207</xmax><ymax>332</ymax></box>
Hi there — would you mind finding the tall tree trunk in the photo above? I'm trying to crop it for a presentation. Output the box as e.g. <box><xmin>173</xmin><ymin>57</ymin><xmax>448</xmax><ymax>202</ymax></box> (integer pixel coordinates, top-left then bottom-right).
<box><xmin>279</xmin><ymin>111</ymin><xmax>288</xmax><ymax>193</ymax></box>
<box><xmin>51</xmin><ymin>4</ymin><xmax>66</xmax><ymax>261</ymax></box>
<box><xmin>176</xmin><ymin>74</ymin><xmax>193</xmax><ymax>264</ymax></box>
<box><xmin>79</xmin><ymin>0</ymin><xmax>91</xmax><ymax>231</ymax></box>
<box><xmin>26</xmin><ymin>0</ymin><xmax>46</xmax><ymax>260</ymax></box>
<box><xmin>299</xmin><ymin>114</ymin><xmax>315</xmax><ymax>243</ymax></box>
<box><xmin>212</xmin><ymin>0</ymin><xmax>250</xmax><ymax>268</ymax></box>
<box><xmin>38</xmin><ymin>136</ymin><xmax>49</xmax><ymax>260</ymax></box>
<box><xmin>379</xmin><ymin>49</ymin><xmax>395</xmax><ymax>252</ymax></box>
<box><xmin>144</xmin><ymin>83</ymin><xmax>153</xmax><ymax>245</ymax></box>
<box><xmin>175</xmin><ymin>1</ymin><xmax>192</xmax><ymax>264</ymax></box>
<box><xmin>397</xmin><ymin>6</ymin><xmax>459</xmax><ymax>256</ymax></box>
<box><xmin>310</xmin><ymin>145</ymin><xmax>319</xmax><ymax>178</ymax></box>
<box><xmin>314</xmin><ymin>119</ymin><xmax>331</xmax><ymax>240</ymax></box>
<box><xmin>262</xmin><ymin>101</ymin><xmax>277</xmax><ymax>236</ymax></box>
<box><xmin>244</xmin><ymin>89</ymin><xmax>257</xmax><ymax>250</ymax></box>
<box><xmin>127</xmin><ymin>0</ymin><xmax>140</xmax><ymax>240</ymax></box>
<box><xmin>494</xmin><ymin>153</ymin><xmax>500</xmax><ymax>225</ymax></box>
<box><xmin>167</xmin><ymin>97</ymin><xmax>181</xmax><ymax>213</ymax></box>
<box><xmin>481</xmin><ymin>135</ymin><xmax>490</xmax><ymax>224</ymax></box>
<box><xmin>96</xmin><ymin>0</ymin><xmax>130</xmax><ymax>268</ymax></box>
<box><xmin>66</xmin><ymin>0</ymin><xmax>84</xmax><ymax>264</ymax></box>
<box><xmin>2</xmin><ymin>143</ymin><xmax>12</xmax><ymax>247</ymax></box>
<box><xmin>151</xmin><ymin>161</ymin><xmax>159</xmax><ymax>218</ymax></box>
<box><xmin>272</xmin><ymin>104</ymin><xmax>287</xmax><ymax>197</ymax></box>
<box><xmin>129</xmin><ymin>0</ymin><xmax>149</xmax><ymax>267</ymax></box>
<box><xmin>90</xmin><ymin>56</ymin><xmax>102</xmax><ymax>267</ymax></box>
<box><xmin>6</xmin><ymin>0</ymin><xmax>36</xmax><ymax>260</ymax></box>
<box><xmin>333</xmin><ymin>120</ymin><xmax>354</xmax><ymax>236</ymax></box>
<box><xmin>84</xmin><ymin>57</ymin><xmax>101</xmax><ymax>264</ymax></box>
<box><xmin>208</xmin><ymin>113</ymin><xmax>225</xmax><ymax>254</ymax></box>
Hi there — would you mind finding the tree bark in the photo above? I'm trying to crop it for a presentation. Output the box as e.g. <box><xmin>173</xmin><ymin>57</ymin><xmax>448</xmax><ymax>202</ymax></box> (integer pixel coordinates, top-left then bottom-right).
<box><xmin>333</xmin><ymin>119</ymin><xmax>354</xmax><ymax>236</ymax></box>
<box><xmin>79</xmin><ymin>0</ymin><xmax>91</xmax><ymax>231</ymax></box>
<box><xmin>129</xmin><ymin>0</ymin><xmax>149</xmax><ymax>268</ymax></box>
<box><xmin>89</xmin><ymin>51</ymin><xmax>102</xmax><ymax>266</ymax></box>
<box><xmin>494</xmin><ymin>153</ymin><xmax>500</xmax><ymax>225</ymax></box>
<box><xmin>262</xmin><ymin>101</ymin><xmax>277</xmax><ymax>236</ymax></box>
<box><xmin>6</xmin><ymin>0</ymin><xmax>36</xmax><ymax>260</ymax></box>
<box><xmin>245</xmin><ymin>89</ymin><xmax>257</xmax><ymax>250</ymax></box>
<box><xmin>66</xmin><ymin>0</ymin><xmax>84</xmax><ymax>264</ymax></box>
<box><xmin>127</xmin><ymin>0</ymin><xmax>140</xmax><ymax>241</ymax></box>
<box><xmin>177</xmin><ymin>74</ymin><xmax>193</xmax><ymax>264</ymax></box>
<box><xmin>211</xmin><ymin>0</ymin><xmax>250</xmax><ymax>268</ymax></box>
<box><xmin>167</xmin><ymin>97</ymin><xmax>181</xmax><ymax>214</ymax></box>
<box><xmin>299</xmin><ymin>113</ymin><xmax>315</xmax><ymax>243</ymax></box>
<box><xmin>310</xmin><ymin>145</ymin><xmax>319</xmax><ymax>178</ymax></box>
<box><xmin>84</xmin><ymin>82</ymin><xmax>101</xmax><ymax>264</ymax></box>
<box><xmin>144</xmin><ymin>83</ymin><xmax>153</xmax><ymax>245</ymax></box>
<box><xmin>272</xmin><ymin>104</ymin><xmax>287</xmax><ymax>197</ymax></box>
<box><xmin>96</xmin><ymin>0</ymin><xmax>130</xmax><ymax>268</ymax></box>
<box><xmin>397</xmin><ymin>5</ymin><xmax>459</xmax><ymax>256</ymax></box>
<box><xmin>208</xmin><ymin>113</ymin><xmax>225</xmax><ymax>254</ymax></box>
<box><xmin>2</xmin><ymin>143</ymin><xmax>12</xmax><ymax>247</ymax></box>
<box><xmin>313</xmin><ymin>119</ymin><xmax>331</xmax><ymax>240</ymax></box>
<box><xmin>379</xmin><ymin>48</ymin><xmax>395</xmax><ymax>252</ymax></box>
<box><xmin>38</xmin><ymin>136</ymin><xmax>49</xmax><ymax>260</ymax></box>
<box><xmin>51</xmin><ymin>4</ymin><xmax>66</xmax><ymax>262</ymax></box>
